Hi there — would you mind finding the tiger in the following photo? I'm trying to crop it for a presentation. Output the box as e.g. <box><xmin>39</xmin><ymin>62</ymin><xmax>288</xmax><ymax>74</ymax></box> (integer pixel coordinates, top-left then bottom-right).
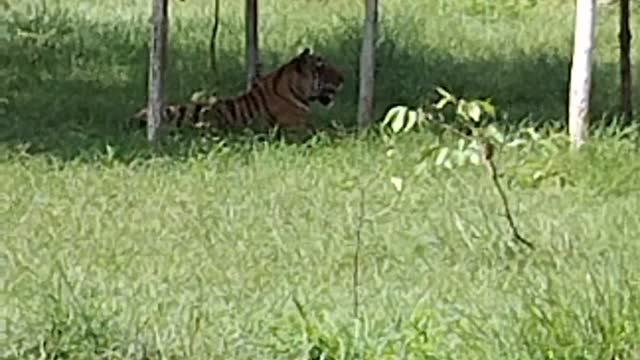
<box><xmin>130</xmin><ymin>48</ymin><xmax>344</xmax><ymax>134</ymax></box>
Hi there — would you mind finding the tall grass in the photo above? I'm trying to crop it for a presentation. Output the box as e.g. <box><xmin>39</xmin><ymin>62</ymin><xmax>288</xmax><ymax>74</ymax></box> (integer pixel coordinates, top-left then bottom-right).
<box><xmin>2</xmin><ymin>0</ymin><xmax>640</xmax><ymax>358</ymax></box>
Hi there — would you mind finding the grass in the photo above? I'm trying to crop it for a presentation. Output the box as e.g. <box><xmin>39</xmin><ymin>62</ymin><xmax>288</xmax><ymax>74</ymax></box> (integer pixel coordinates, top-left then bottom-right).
<box><xmin>2</xmin><ymin>0</ymin><xmax>640</xmax><ymax>358</ymax></box>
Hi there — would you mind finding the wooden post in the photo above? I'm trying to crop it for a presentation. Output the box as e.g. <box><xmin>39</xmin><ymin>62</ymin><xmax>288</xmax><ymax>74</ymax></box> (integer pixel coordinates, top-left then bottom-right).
<box><xmin>245</xmin><ymin>0</ymin><xmax>260</xmax><ymax>90</ymax></box>
<box><xmin>147</xmin><ymin>0</ymin><xmax>169</xmax><ymax>143</ymax></box>
<box><xmin>568</xmin><ymin>0</ymin><xmax>596</xmax><ymax>149</ymax></box>
<box><xmin>209</xmin><ymin>0</ymin><xmax>221</xmax><ymax>80</ymax></box>
<box><xmin>619</xmin><ymin>0</ymin><xmax>632</xmax><ymax>120</ymax></box>
<box><xmin>357</xmin><ymin>0</ymin><xmax>378</xmax><ymax>128</ymax></box>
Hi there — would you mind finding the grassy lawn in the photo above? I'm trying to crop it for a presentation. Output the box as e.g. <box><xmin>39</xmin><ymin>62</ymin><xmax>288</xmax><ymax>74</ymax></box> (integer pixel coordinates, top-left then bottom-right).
<box><xmin>2</xmin><ymin>0</ymin><xmax>640</xmax><ymax>358</ymax></box>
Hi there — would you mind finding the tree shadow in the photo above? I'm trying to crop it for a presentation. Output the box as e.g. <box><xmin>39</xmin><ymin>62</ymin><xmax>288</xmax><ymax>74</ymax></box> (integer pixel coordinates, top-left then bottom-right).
<box><xmin>1</xmin><ymin>11</ymin><xmax>264</xmax><ymax>162</ymax></box>
<box><xmin>1</xmin><ymin>10</ymin><xmax>630</xmax><ymax>163</ymax></box>
<box><xmin>312</xmin><ymin>20</ymin><xmax>625</xmax><ymax>131</ymax></box>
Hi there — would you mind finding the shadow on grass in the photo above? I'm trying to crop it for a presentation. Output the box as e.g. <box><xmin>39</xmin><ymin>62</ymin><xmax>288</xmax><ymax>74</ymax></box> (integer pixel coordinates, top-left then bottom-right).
<box><xmin>320</xmin><ymin>20</ymin><xmax>623</xmax><ymax>127</ymax></box>
<box><xmin>0</xmin><ymin>10</ymin><xmax>626</xmax><ymax>163</ymax></box>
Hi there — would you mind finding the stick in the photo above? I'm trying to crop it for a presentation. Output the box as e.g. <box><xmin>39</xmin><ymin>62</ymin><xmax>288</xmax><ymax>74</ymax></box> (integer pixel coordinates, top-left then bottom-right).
<box><xmin>481</xmin><ymin>142</ymin><xmax>534</xmax><ymax>250</ymax></box>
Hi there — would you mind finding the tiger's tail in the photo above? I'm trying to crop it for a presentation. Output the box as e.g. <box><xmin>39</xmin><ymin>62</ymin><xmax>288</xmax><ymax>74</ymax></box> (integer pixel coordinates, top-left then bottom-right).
<box><xmin>129</xmin><ymin>98</ymin><xmax>220</xmax><ymax>130</ymax></box>
<box><xmin>129</xmin><ymin>89</ymin><xmax>275</xmax><ymax>132</ymax></box>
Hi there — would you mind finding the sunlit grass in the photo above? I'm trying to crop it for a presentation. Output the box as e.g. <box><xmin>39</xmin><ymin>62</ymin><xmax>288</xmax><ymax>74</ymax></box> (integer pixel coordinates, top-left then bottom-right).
<box><xmin>2</xmin><ymin>0</ymin><xmax>640</xmax><ymax>358</ymax></box>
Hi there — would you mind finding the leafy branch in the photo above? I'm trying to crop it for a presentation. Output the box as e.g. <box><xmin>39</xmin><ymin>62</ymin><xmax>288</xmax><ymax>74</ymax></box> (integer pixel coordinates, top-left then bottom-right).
<box><xmin>381</xmin><ymin>87</ymin><xmax>535</xmax><ymax>250</ymax></box>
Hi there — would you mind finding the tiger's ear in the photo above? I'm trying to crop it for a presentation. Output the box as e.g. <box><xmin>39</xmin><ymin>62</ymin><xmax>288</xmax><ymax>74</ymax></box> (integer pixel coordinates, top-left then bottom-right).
<box><xmin>299</xmin><ymin>47</ymin><xmax>311</xmax><ymax>57</ymax></box>
<box><xmin>294</xmin><ymin>47</ymin><xmax>312</xmax><ymax>72</ymax></box>
<box><xmin>295</xmin><ymin>47</ymin><xmax>312</xmax><ymax>60</ymax></box>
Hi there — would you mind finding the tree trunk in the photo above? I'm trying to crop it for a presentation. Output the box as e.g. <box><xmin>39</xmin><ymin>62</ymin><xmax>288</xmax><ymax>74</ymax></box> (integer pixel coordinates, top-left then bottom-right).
<box><xmin>147</xmin><ymin>0</ymin><xmax>169</xmax><ymax>143</ymax></box>
<box><xmin>245</xmin><ymin>0</ymin><xmax>260</xmax><ymax>90</ymax></box>
<box><xmin>209</xmin><ymin>0</ymin><xmax>220</xmax><ymax>81</ymax></box>
<box><xmin>568</xmin><ymin>0</ymin><xmax>597</xmax><ymax>149</ymax></box>
<box><xmin>619</xmin><ymin>0</ymin><xmax>632</xmax><ymax>120</ymax></box>
<box><xmin>357</xmin><ymin>0</ymin><xmax>378</xmax><ymax>128</ymax></box>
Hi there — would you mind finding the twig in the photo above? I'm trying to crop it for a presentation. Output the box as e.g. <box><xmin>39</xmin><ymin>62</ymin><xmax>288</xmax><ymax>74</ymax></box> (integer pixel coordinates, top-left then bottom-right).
<box><xmin>209</xmin><ymin>0</ymin><xmax>220</xmax><ymax>80</ymax></box>
<box><xmin>353</xmin><ymin>187</ymin><xmax>366</xmax><ymax>319</ymax></box>
<box><xmin>292</xmin><ymin>295</ymin><xmax>309</xmax><ymax>325</ymax></box>
<box><xmin>187</xmin><ymin>310</ymin><xmax>201</xmax><ymax>357</ymax></box>
<box><xmin>481</xmin><ymin>142</ymin><xmax>534</xmax><ymax>250</ymax></box>
<box><xmin>424</xmin><ymin>113</ymin><xmax>534</xmax><ymax>250</ymax></box>
<box><xmin>427</xmin><ymin>116</ymin><xmax>476</xmax><ymax>142</ymax></box>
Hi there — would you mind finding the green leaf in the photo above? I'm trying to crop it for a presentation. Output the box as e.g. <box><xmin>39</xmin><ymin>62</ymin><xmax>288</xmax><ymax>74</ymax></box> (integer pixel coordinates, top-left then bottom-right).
<box><xmin>105</xmin><ymin>144</ymin><xmax>116</xmax><ymax>163</ymax></box>
<box><xmin>435</xmin><ymin>147</ymin><xmax>450</xmax><ymax>167</ymax></box>
<box><xmin>506</xmin><ymin>138</ymin><xmax>528</xmax><ymax>147</ymax></box>
<box><xmin>467</xmin><ymin>101</ymin><xmax>482</xmax><ymax>122</ymax></box>
<box><xmin>532</xmin><ymin>170</ymin><xmax>546</xmax><ymax>181</ymax></box>
<box><xmin>390</xmin><ymin>176</ymin><xmax>404</xmax><ymax>192</ymax></box>
<box><xmin>414</xmin><ymin>160</ymin><xmax>430</xmax><ymax>175</ymax></box>
<box><xmin>468</xmin><ymin>152</ymin><xmax>481</xmax><ymax>165</ymax></box>
<box><xmin>404</xmin><ymin>110</ymin><xmax>418</xmax><ymax>133</ymax></box>
<box><xmin>386</xmin><ymin>148</ymin><xmax>397</xmax><ymax>157</ymax></box>
<box><xmin>434</xmin><ymin>97</ymin><xmax>450</xmax><ymax>110</ymax></box>
<box><xmin>381</xmin><ymin>106</ymin><xmax>403</xmax><ymax>127</ymax></box>
<box><xmin>456</xmin><ymin>100</ymin><xmax>469</xmax><ymax>121</ymax></box>
<box><xmin>420</xmin><ymin>143</ymin><xmax>442</xmax><ymax>160</ymax></box>
<box><xmin>391</xmin><ymin>110</ymin><xmax>407</xmax><ymax>133</ymax></box>
<box><xmin>478</xmin><ymin>99</ymin><xmax>496</xmax><ymax>118</ymax></box>
<box><xmin>454</xmin><ymin>149</ymin><xmax>468</xmax><ymax>166</ymax></box>
<box><xmin>382</xmin><ymin>105</ymin><xmax>409</xmax><ymax>133</ymax></box>
<box><xmin>190</xmin><ymin>90</ymin><xmax>209</xmax><ymax>102</ymax></box>
<box><xmin>435</xmin><ymin>86</ymin><xmax>455</xmax><ymax>100</ymax></box>
<box><xmin>485</xmin><ymin>124</ymin><xmax>505</xmax><ymax>144</ymax></box>
<box><xmin>434</xmin><ymin>87</ymin><xmax>456</xmax><ymax>109</ymax></box>
<box><xmin>524</xmin><ymin>127</ymin><xmax>541</xmax><ymax>141</ymax></box>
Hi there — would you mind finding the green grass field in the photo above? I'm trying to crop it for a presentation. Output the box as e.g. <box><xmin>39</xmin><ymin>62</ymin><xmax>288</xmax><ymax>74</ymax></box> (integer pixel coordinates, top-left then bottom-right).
<box><xmin>3</xmin><ymin>0</ymin><xmax>640</xmax><ymax>358</ymax></box>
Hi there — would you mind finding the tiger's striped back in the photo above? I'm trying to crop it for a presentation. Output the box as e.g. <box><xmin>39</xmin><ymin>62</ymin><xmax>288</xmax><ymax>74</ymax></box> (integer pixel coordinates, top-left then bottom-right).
<box><xmin>130</xmin><ymin>48</ymin><xmax>344</xmax><ymax>134</ymax></box>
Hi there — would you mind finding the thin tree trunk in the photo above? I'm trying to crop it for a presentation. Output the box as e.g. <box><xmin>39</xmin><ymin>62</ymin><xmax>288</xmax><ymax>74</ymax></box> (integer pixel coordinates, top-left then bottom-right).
<box><xmin>619</xmin><ymin>0</ymin><xmax>633</xmax><ymax>120</ymax></box>
<box><xmin>568</xmin><ymin>0</ymin><xmax>597</xmax><ymax>149</ymax></box>
<box><xmin>209</xmin><ymin>0</ymin><xmax>220</xmax><ymax>81</ymax></box>
<box><xmin>147</xmin><ymin>0</ymin><xmax>169</xmax><ymax>143</ymax></box>
<box><xmin>245</xmin><ymin>0</ymin><xmax>260</xmax><ymax>90</ymax></box>
<box><xmin>357</xmin><ymin>0</ymin><xmax>378</xmax><ymax>128</ymax></box>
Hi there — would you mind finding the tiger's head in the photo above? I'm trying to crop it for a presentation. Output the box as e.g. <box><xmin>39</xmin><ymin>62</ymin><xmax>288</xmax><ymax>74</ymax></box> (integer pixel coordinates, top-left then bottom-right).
<box><xmin>291</xmin><ymin>48</ymin><xmax>345</xmax><ymax>108</ymax></box>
